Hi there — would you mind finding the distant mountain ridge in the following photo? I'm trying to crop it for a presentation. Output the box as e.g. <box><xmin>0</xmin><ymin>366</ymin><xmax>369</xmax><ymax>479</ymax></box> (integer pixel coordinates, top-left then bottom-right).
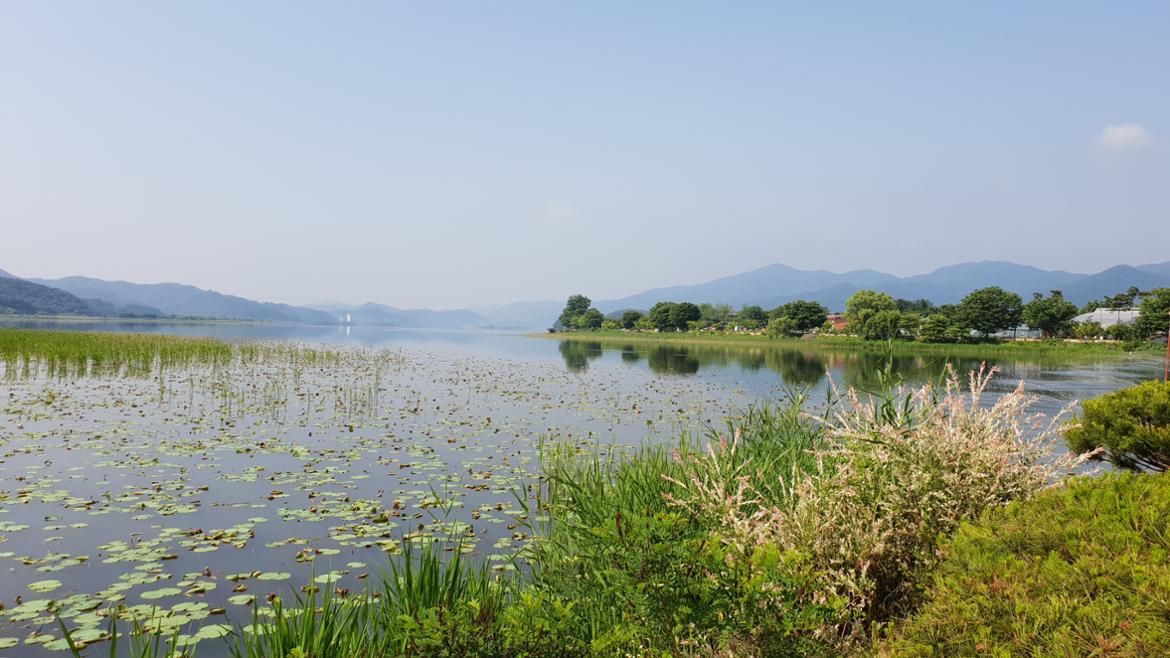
<box><xmin>0</xmin><ymin>277</ymin><xmax>161</xmax><ymax>317</ymax></box>
<box><xmin>592</xmin><ymin>260</ymin><xmax>1170</xmax><ymax>316</ymax></box>
<box><xmin>5</xmin><ymin>260</ymin><xmax>1169</xmax><ymax>329</ymax></box>
<box><xmin>31</xmin><ymin>276</ymin><xmax>336</xmax><ymax>324</ymax></box>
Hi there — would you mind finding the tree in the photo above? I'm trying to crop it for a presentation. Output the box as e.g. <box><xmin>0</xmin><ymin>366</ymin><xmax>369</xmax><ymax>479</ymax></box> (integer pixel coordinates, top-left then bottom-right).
<box><xmin>669</xmin><ymin>302</ymin><xmax>701</xmax><ymax>330</ymax></box>
<box><xmin>557</xmin><ymin>294</ymin><xmax>591</xmax><ymax>329</ymax></box>
<box><xmin>1135</xmin><ymin>288</ymin><xmax>1170</xmax><ymax>339</ymax></box>
<box><xmin>766</xmin><ymin>315</ymin><xmax>797</xmax><ymax>338</ymax></box>
<box><xmin>920</xmin><ymin>314</ymin><xmax>962</xmax><ymax>343</ymax></box>
<box><xmin>576</xmin><ymin>307</ymin><xmax>604</xmax><ymax>330</ymax></box>
<box><xmin>620</xmin><ymin>310</ymin><xmax>644</xmax><ymax>329</ymax></box>
<box><xmin>737</xmin><ymin>305</ymin><xmax>768</xmax><ymax>326</ymax></box>
<box><xmin>860</xmin><ymin>309</ymin><xmax>907</xmax><ymax>341</ymax></box>
<box><xmin>896</xmin><ymin>298</ymin><xmax>936</xmax><ymax>314</ymax></box>
<box><xmin>698</xmin><ymin>303</ymin><xmax>733</xmax><ymax>325</ymax></box>
<box><xmin>648</xmin><ymin>302</ymin><xmax>676</xmax><ymax>331</ymax></box>
<box><xmin>844</xmin><ymin>290</ymin><xmax>897</xmax><ymax>338</ymax></box>
<box><xmin>1073</xmin><ymin>322</ymin><xmax>1103</xmax><ymax>339</ymax></box>
<box><xmin>957</xmin><ymin>287</ymin><xmax>1023</xmax><ymax>337</ymax></box>
<box><xmin>1111</xmin><ymin>286</ymin><xmax>1144</xmax><ymax>308</ymax></box>
<box><xmin>1021</xmin><ymin>291</ymin><xmax>1079</xmax><ymax>338</ymax></box>
<box><xmin>770</xmin><ymin>300</ymin><xmax>828</xmax><ymax>336</ymax></box>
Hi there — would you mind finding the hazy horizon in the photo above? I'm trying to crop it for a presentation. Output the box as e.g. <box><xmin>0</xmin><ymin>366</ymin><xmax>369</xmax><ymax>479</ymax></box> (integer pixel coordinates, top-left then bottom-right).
<box><xmin>3</xmin><ymin>3</ymin><xmax>1167</xmax><ymax>308</ymax></box>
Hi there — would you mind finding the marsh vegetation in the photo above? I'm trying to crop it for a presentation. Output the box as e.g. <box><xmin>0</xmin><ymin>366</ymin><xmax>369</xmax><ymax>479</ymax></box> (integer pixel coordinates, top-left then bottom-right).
<box><xmin>0</xmin><ymin>327</ymin><xmax>1164</xmax><ymax>656</ymax></box>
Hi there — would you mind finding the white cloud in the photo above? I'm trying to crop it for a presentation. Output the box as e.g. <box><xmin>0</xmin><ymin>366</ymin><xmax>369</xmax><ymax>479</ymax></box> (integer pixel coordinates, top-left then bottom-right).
<box><xmin>1098</xmin><ymin>123</ymin><xmax>1153</xmax><ymax>153</ymax></box>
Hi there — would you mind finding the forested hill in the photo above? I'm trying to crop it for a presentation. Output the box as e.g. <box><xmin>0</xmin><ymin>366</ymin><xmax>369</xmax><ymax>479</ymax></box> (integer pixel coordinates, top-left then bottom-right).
<box><xmin>0</xmin><ymin>277</ymin><xmax>95</xmax><ymax>315</ymax></box>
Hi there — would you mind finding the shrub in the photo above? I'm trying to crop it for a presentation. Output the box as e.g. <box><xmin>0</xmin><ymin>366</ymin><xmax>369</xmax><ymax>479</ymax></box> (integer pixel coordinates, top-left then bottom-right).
<box><xmin>773</xmin><ymin>367</ymin><xmax>1077</xmax><ymax>643</ymax></box>
<box><xmin>529</xmin><ymin>401</ymin><xmax>842</xmax><ymax>657</ymax></box>
<box><xmin>880</xmin><ymin>472</ymin><xmax>1170</xmax><ymax>657</ymax></box>
<box><xmin>1065</xmin><ymin>380</ymin><xmax>1170</xmax><ymax>471</ymax></box>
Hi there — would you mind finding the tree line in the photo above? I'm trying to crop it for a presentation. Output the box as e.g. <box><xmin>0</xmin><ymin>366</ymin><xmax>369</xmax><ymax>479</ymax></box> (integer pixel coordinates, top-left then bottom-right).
<box><xmin>555</xmin><ymin>286</ymin><xmax>1170</xmax><ymax>342</ymax></box>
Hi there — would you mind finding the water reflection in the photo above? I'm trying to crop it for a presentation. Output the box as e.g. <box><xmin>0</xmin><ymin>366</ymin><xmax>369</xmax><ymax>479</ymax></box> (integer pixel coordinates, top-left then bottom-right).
<box><xmin>556</xmin><ymin>339</ymin><xmax>1126</xmax><ymax>393</ymax></box>
<box><xmin>558</xmin><ymin>340</ymin><xmax>603</xmax><ymax>373</ymax></box>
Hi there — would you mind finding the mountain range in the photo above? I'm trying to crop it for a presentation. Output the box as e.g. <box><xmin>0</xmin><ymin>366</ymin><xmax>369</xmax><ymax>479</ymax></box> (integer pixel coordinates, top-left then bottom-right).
<box><xmin>2</xmin><ymin>260</ymin><xmax>1169</xmax><ymax>329</ymax></box>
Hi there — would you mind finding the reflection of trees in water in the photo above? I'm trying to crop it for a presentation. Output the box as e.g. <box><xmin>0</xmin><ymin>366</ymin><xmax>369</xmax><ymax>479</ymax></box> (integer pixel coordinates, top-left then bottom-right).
<box><xmin>565</xmin><ymin>339</ymin><xmax>1065</xmax><ymax>390</ymax></box>
<box><xmin>766</xmin><ymin>350</ymin><xmax>826</xmax><ymax>387</ymax></box>
<box><xmin>558</xmin><ymin>341</ymin><xmax>603</xmax><ymax>373</ymax></box>
<box><xmin>646</xmin><ymin>346</ymin><xmax>700</xmax><ymax>375</ymax></box>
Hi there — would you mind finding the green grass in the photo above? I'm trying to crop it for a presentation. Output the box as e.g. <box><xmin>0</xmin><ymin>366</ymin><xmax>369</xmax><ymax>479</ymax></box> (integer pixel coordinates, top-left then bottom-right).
<box><xmin>0</xmin><ymin>328</ymin><xmax>360</xmax><ymax>378</ymax></box>
<box><xmin>542</xmin><ymin>328</ymin><xmax>1158</xmax><ymax>358</ymax></box>
<box><xmin>0</xmin><ymin>327</ymin><xmax>234</xmax><ymax>377</ymax></box>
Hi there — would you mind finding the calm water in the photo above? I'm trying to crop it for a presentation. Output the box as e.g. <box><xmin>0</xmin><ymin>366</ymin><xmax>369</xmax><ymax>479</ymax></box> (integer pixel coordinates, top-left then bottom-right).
<box><xmin>0</xmin><ymin>320</ymin><xmax>1161</xmax><ymax>656</ymax></box>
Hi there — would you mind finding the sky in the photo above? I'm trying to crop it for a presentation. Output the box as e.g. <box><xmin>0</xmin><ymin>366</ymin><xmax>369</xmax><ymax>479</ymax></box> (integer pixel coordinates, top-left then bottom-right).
<box><xmin>1</xmin><ymin>2</ymin><xmax>1167</xmax><ymax>309</ymax></box>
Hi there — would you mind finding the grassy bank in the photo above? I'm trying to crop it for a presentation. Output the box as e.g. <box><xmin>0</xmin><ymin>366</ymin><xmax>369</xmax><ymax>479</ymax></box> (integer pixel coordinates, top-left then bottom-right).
<box><xmin>540</xmin><ymin>329</ymin><xmax>1159</xmax><ymax>358</ymax></box>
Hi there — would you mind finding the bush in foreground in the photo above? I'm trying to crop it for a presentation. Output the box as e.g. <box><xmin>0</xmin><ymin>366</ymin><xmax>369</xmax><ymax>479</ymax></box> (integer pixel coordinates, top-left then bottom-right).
<box><xmin>881</xmin><ymin>472</ymin><xmax>1170</xmax><ymax>657</ymax></box>
<box><xmin>1065</xmin><ymin>380</ymin><xmax>1170</xmax><ymax>471</ymax></box>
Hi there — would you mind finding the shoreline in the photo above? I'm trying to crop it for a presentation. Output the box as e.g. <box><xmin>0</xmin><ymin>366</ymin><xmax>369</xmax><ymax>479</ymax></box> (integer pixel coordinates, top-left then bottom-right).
<box><xmin>534</xmin><ymin>329</ymin><xmax>1159</xmax><ymax>359</ymax></box>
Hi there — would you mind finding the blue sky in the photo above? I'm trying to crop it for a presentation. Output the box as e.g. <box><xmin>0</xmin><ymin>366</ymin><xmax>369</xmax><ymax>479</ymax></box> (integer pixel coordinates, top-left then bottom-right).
<box><xmin>1</xmin><ymin>2</ymin><xmax>1166</xmax><ymax>308</ymax></box>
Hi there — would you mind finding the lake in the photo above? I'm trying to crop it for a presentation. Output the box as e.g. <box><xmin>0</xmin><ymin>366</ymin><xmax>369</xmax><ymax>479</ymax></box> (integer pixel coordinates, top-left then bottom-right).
<box><xmin>0</xmin><ymin>320</ymin><xmax>1162</xmax><ymax>655</ymax></box>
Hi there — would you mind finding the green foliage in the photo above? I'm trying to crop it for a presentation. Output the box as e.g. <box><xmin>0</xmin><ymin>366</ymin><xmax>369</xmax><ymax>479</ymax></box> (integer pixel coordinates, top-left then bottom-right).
<box><xmin>528</xmin><ymin>400</ymin><xmax>841</xmax><ymax>657</ymax></box>
<box><xmin>1021</xmin><ymin>291</ymin><xmax>1078</xmax><ymax>337</ymax></box>
<box><xmin>619</xmin><ymin>310</ymin><xmax>643</xmax><ymax>329</ymax></box>
<box><xmin>844</xmin><ymin>290</ymin><xmax>898</xmax><ymax>338</ymax></box>
<box><xmin>737</xmin><ymin>304</ymin><xmax>768</xmax><ymax>325</ymax></box>
<box><xmin>918</xmin><ymin>314</ymin><xmax>967</xmax><ymax>343</ymax></box>
<box><xmin>858</xmin><ymin>309</ymin><xmax>909</xmax><ymax>341</ymax></box>
<box><xmin>557</xmin><ymin>294</ymin><xmax>592</xmax><ymax>329</ymax></box>
<box><xmin>575</xmin><ymin>308</ymin><xmax>604</xmax><ymax>330</ymax></box>
<box><xmin>0</xmin><ymin>327</ymin><xmax>234</xmax><ymax>377</ymax></box>
<box><xmin>648</xmin><ymin>301</ymin><xmax>701</xmax><ymax>331</ymax></box>
<box><xmin>1135</xmin><ymin>287</ymin><xmax>1170</xmax><ymax>339</ymax></box>
<box><xmin>1065</xmin><ymin>380</ymin><xmax>1170</xmax><ymax>471</ymax></box>
<box><xmin>895</xmin><ymin>298</ymin><xmax>935</xmax><ymax>314</ymax></box>
<box><xmin>1072</xmin><ymin>320</ymin><xmax>1104</xmax><ymax>339</ymax></box>
<box><xmin>956</xmin><ymin>287</ymin><xmax>1022</xmax><ymax>336</ymax></box>
<box><xmin>882</xmin><ymin>472</ymin><xmax>1170</xmax><ymax>657</ymax></box>
<box><xmin>771</xmin><ymin>300</ymin><xmax>828</xmax><ymax>336</ymax></box>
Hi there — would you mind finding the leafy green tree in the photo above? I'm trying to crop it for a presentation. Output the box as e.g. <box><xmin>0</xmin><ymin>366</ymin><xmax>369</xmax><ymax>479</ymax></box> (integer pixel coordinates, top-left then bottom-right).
<box><xmin>766</xmin><ymin>315</ymin><xmax>796</xmax><ymax>338</ymax></box>
<box><xmin>1021</xmin><ymin>291</ymin><xmax>1079</xmax><ymax>338</ymax></box>
<box><xmin>669</xmin><ymin>302</ymin><xmax>701</xmax><ymax>330</ymax></box>
<box><xmin>771</xmin><ymin>300</ymin><xmax>828</xmax><ymax>335</ymax></box>
<box><xmin>957</xmin><ymin>287</ymin><xmax>1023</xmax><ymax>337</ymax></box>
<box><xmin>1135</xmin><ymin>288</ymin><xmax>1170</xmax><ymax>339</ymax></box>
<box><xmin>648</xmin><ymin>302</ymin><xmax>676</xmax><ymax>331</ymax></box>
<box><xmin>1073</xmin><ymin>321</ymin><xmax>1103</xmax><ymax>339</ymax></box>
<box><xmin>737</xmin><ymin>305</ymin><xmax>768</xmax><ymax>326</ymax></box>
<box><xmin>860</xmin><ymin>309</ymin><xmax>907</xmax><ymax>340</ymax></box>
<box><xmin>844</xmin><ymin>290</ymin><xmax>897</xmax><ymax>338</ymax></box>
<box><xmin>557</xmin><ymin>294</ymin><xmax>591</xmax><ymax>329</ymax></box>
<box><xmin>576</xmin><ymin>307</ymin><xmax>604</xmax><ymax>330</ymax></box>
<box><xmin>1106</xmin><ymin>323</ymin><xmax>1134</xmax><ymax>341</ymax></box>
<box><xmin>1112</xmin><ymin>286</ymin><xmax>1144</xmax><ymax>308</ymax></box>
<box><xmin>698</xmin><ymin>303</ymin><xmax>733</xmax><ymax>325</ymax></box>
<box><xmin>919</xmin><ymin>314</ymin><xmax>961</xmax><ymax>343</ymax></box>
<box><xmin>620</xmin><ymin>310</ymin><xmax>643</xmax><ymax>329</ymax></box>
<box><xmin>895</xmin><ymin>298</ymin><xmax>935</xmax><ymax>314</ymax></box>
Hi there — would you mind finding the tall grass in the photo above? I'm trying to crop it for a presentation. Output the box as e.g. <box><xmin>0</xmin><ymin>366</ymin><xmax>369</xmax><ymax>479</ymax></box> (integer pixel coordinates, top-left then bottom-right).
<box><xmin>0</xmin><ymin>328</ymin><xmax>233</xmax><ymax>377</ymax></box>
